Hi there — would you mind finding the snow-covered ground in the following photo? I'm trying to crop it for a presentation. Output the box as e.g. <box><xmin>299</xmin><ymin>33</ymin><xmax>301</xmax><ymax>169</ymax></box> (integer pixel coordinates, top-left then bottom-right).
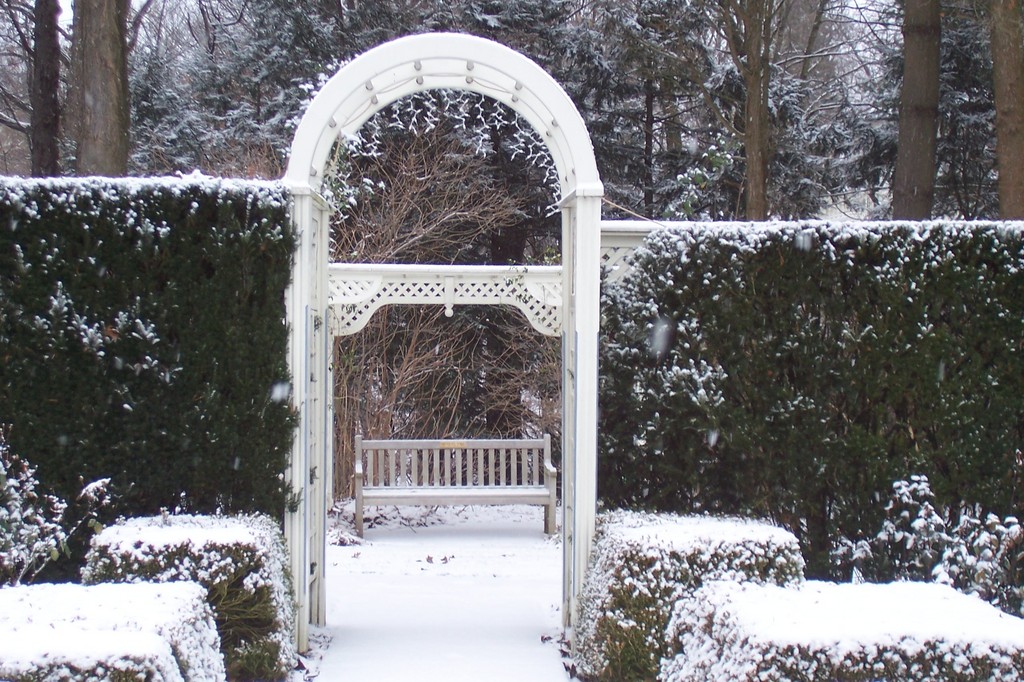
<box><xmin>296</xmin><ymin>503</ymin><xmax>571</xmax><ymax>681</ymax></box>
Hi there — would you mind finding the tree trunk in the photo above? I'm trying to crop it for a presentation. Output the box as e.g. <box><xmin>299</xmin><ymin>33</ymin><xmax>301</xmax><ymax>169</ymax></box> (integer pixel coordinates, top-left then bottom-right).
<box><xmin>742</xmin><ymin>0</ymin><xmax>773</xmax><ymax>221</ymax></box>
<box><xmin>990</xmin><ymin>0</ymin><xmax>1024</xmax><ymax>219</ymax></box>
<box><xmin>643</xmin><ymin>77</ymin><xmax>656</xmax><ymax>217</ymax></box>
<box><xmin>892</xmin><ymin>0</ymin><xmax>941</xmax><ymax>220</ymax></box>
<box><xmin>799</xmin><ymin>0</ymin><xmax>831</xmax><ymax>82</ymax></box>
<box><xmin>69</xmin><ymin>0</ymin><xmax>130</xmax><ymax>176</ymax></box>
<box><xmin>30</xmin><ymin>0</ymin><xmax>61</xmax><ymax>177</ymax></box>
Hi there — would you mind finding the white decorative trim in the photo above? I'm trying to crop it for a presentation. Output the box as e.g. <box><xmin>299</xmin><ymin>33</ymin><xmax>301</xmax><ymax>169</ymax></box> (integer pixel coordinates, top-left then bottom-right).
<box><xmin>327</xmin><ymin>263</ymin><xmax>562</xmax><ymax>336</ymax></box>
<box><xmin>600</xmin><ymin>220</ymin><xmax>658</xmax><ymax>283</ymax></box>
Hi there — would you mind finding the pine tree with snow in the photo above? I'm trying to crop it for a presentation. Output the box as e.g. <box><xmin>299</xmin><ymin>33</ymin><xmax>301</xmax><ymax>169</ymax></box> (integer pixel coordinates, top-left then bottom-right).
<box><xmin>0</xmin><ymin>427</ymin><xmax>67</xmax><ymax>586</ymax></box>
<box><xmin>937</xmin><ymin>511</ymin><xmax>1024</xmax><ymax>616</ymax></box>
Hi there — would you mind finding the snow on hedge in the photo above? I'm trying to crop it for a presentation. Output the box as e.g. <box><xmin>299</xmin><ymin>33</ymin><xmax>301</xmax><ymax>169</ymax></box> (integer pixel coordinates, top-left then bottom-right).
<box><xmin>574</xmin><ymin>510</ymin><xmax>805</xmax><ymax>681</ymax></box>
<box><xmin>661</xmin><ymin>580</ymin><xmax>1024</xmax><ymax>681</ymax></box>
<box><xmin>83</xmin><ymin>513</ymin><xmax>295</xmax><ymax>681</ymax></box>
<box><xmin>0</xmin><ymin>172</ymin><xmax>288</xmax><ymax>212</ymax></box>
<box><xmin>0</xmin><ymin>581</ymin><xmax>224</xmax><ymax>682</ymax></box>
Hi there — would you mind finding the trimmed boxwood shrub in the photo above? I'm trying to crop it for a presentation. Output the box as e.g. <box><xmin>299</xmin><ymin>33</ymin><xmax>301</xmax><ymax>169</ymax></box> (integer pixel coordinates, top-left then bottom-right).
<box><xmin>1</xmin><ymin>629</ymin><xmax>186</xmax><ymax>682</ymax></box>
<box><xmin>0</xmin><ymin>581</ymin><xmax>226</xmax><ymax>682</ymax></box>
<box><xmin>600</xmin><ymin>221</ymin><xmax>1024</xmax><ymax>577</ymax></box>
<box><xmin>0</xmin><ymin>176</ymin><xmax>295</xmax><ymax>523</ymax></box>
<box><xmin>82</xmin><ymin>513</ymin><xmax>295</xmax><ymax>682</ymax></box>
<box><xmin>574</xmin><ymin>510</ymin><xmax>804</xmax><ymax>682</ymax></box>
<box><xmin>661</xmin><ymin>581</ymin><xmax>1024</xmax><ymax>681</ymax></box>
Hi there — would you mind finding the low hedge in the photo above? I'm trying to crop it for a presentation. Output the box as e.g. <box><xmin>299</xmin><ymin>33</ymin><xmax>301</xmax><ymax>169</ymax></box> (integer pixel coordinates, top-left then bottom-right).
<box><xmin>600</xmin><ymin>220</ymin><xmax>1024</xmax><ymax>577</ymax></box>
<box><xmin>661</xmin><ymin>581</ymin><xmax>1024</xmax><ymax>681</ymax></box>
<box><xmin>574</xmin><ymin>510</ymin><xmax>804</xmax><ymax>682</ymax></box>
<box><xmin>82</xmin><ymin>513</ymin><xmax>295</xmax><ymax>682</ymax></box>
<box><xmin>0</xmin><ymin>581</ymin><xmax>225</xmax><ymax>682</ymax></box>
<box><xmin>0</xmin><ymin>176</ymin><xmax>295</xmax><ymax>524</ymax></box>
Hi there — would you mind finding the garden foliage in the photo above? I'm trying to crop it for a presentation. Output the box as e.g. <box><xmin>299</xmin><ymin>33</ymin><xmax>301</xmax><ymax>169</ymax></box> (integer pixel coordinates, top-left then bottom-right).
<box><xmin>0</xmin><ymin>176</ymin><xmax>295</xmax><ymax>523</ymax></box>
<box><xmin>600</xmin><ymin>221</ymin><xmax>1024</xmax><ymax>577</ymax></box>
<box><xmin>83</xmin><ymin>513</ymin><xmax>296</xmax><ymax>682</ymax></box>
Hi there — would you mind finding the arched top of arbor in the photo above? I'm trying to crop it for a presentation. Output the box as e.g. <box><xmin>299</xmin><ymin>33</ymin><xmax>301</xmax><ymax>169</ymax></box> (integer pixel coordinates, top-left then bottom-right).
<box><xmin>284</xmin><ymin>32</ymin><xmax>602</xmax><ymax>201</ymax></box>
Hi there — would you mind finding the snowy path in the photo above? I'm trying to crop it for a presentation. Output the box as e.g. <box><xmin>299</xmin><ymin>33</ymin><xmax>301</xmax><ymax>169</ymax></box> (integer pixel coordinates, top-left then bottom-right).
<box><xmin>307</xmin><ymin>505</ymin><xmax>572</xmax><ymax>681</ymax></box>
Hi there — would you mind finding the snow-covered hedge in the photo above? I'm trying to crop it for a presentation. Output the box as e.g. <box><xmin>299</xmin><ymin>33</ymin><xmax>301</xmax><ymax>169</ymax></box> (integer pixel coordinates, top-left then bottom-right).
<box><xmin>660</xmin><ymin>581</ymin><xmax>1024</xmax><ymax>681</ymax></box>
<box><xmin>574</xmin><ymin>510</ymin><xmax>804</xmax><ymax>681</ymax></box>
<box><xmin>83</xmin><ymin>513</ymin><xmax>295</xmax><ymax>681</ymax></box>
<box><xmin>0</xmin><ymin>176</ymin><xmax>295</xmax><ymax>525</ymax></box>
<box><xmin>0</xmin><ymin>581</ymin><xmax>225</xmax><ymax>682</ymax></box>
<box><xmin>600</xmin><ymin>220</ymin><xmax>1024</xmax><ymax>577</ymax></box>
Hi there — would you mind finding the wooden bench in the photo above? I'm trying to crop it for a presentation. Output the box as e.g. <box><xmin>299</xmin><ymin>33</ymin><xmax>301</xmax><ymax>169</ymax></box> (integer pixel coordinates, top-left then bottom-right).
<box><xmin>354</xmin><ymin>435</ymin><xmax>557</xmax><ymax>536</ymax></box>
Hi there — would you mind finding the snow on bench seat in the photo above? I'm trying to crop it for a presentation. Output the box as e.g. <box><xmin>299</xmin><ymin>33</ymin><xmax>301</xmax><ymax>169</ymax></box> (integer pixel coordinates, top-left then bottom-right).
<box><xmin>0</xmin><ymin>581</ymin><xmax>225</xmax><ymax>682</ymax></box>
<box><xmin>354</xmin><ymin>435</ymin><xmax>556</xmax><ymax>536</ymax></box>
<box><xmin>661</xmin><ymin>580</ymin><xmax>1024</xmax><ymax>681</ymax></box>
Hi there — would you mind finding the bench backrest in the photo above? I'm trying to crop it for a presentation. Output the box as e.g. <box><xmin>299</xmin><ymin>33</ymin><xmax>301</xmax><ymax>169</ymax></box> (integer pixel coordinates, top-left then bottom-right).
<box><xmin>355</xmin><ymin>436</ymin><xmax>552</xmax><ymax>489</ymax></box>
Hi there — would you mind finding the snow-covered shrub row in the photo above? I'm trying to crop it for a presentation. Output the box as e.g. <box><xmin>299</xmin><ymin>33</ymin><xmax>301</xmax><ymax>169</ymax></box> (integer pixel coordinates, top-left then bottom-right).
<box><xmin>600</xmin><ymin>220</ymin><xmax>1024</xmax><ymax>577</ymax></box>
<box><xmin>0</xmin><ymin>176</ymin><xmax>295</xmax><ymax>528</ymax></box>
<box><xmin>0</xmin><ymin>581</ymin><xmax>225</xmax><ymax>682</ymax></box>
<box><xmin>574</xmin><ymin>510</ymin><xmax>804</xmax><ymax>681</ymax></box>
<box><xmin>83</xmin><ymin>513</ymin><xmax>295</xmax><ymax>681</ymax></box>
<box><xmin>660</xmin><ymin>581</ymin><xmax>1024</xmax><ymax>681</ymax></box>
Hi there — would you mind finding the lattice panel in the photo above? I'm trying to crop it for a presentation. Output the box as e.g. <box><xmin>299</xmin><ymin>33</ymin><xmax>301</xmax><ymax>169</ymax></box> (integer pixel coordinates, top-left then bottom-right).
<box><xmin>600</xmin><ymin>222</ymin><xmax>657</xmax><ymax>283</ymax></box>
<box><xmin>330</xmin><ymin>276</ymin><xmax>382</xmax><ymax>302</ymax></box>
<box><xmin>600</xmin><ymin>246</ymin><xmax>637</xmax><ymax>283</ymax></box>
<box><xmin>327</xmin><ymin>264</ymin><xmax>563</xmax><ymax>337</ymax></box>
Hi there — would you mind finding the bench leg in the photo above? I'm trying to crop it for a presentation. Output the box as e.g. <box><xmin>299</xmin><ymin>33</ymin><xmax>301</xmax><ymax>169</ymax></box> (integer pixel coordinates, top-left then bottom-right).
<box><xmin>544</xmin><ymin>501</ymin><xmax>556</xmax><ymax>535</ymax></box>
<box><xmin>355</xmin><ymin>481</ymin><xmax>364</xmax><ymax>538</ymax></box>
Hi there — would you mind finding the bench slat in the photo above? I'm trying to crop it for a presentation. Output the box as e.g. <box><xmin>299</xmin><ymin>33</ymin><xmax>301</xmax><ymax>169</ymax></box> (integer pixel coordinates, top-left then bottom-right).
<box><xmin>500</xmin><ymin>447</ymin><xmax>506</xmax><ymax>487</ymax></box>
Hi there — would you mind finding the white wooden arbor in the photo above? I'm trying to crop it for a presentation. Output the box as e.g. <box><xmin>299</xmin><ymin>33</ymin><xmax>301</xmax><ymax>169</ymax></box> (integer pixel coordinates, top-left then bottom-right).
<box><xmin>282</xmin><ymin>33</ymin><xmax>604</xmax><ymax>649</ymax></box>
